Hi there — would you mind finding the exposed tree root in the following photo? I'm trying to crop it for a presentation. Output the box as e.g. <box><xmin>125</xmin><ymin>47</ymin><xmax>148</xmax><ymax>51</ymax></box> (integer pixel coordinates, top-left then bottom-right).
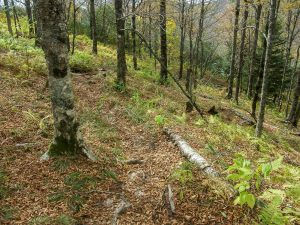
<box><xmin>112</xmin><ymin>198</ymin><xmax>131</xmax><ymax>225</ymax></box>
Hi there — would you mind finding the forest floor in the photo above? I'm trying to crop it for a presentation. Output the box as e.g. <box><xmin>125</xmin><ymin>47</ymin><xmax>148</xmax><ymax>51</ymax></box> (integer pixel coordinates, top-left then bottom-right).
<box><xmin>0</xmin><ymin>35</ymin><xmax>300</xmax><ymax>225</ymax></box>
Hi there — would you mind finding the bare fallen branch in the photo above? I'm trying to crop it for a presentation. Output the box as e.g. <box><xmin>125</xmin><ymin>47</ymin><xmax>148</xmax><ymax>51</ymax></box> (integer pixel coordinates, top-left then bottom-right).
<box><xmin>163</xmin><ymin>184</ymin><xmax>175</xmax><ymax>216</ymax></box>
<box><xmin>112</xmin><ymin>199</ymin><xmax>131</xmax><ymax>225</ymax></box>
<box><xmin>163</xmin><ymin>128</ymin><xmax>218</xmax><ymax>176</ymax></box>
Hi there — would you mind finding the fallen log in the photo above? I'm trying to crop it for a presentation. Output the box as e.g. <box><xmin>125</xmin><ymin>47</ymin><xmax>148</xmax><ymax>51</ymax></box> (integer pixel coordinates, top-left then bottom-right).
<box><xmin>163</xmin><ymin>184</ymin><xmax>175</xmax><ymax>216</ymax></box>
<box><xmin>163</xmin><ymin>128</ymin><xmax>218</xmax><ymax>177</ymax></box>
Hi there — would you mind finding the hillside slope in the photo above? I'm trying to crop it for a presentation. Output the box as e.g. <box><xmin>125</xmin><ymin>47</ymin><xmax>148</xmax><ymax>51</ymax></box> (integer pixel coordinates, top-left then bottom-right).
<box><xmin>0</xmin><ymin>33</ymin><xmax>300</xmax><ymax>224</ymax></box>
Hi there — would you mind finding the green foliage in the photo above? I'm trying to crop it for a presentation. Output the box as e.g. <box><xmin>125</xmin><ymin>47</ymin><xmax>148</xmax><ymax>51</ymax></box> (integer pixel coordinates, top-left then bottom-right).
<box><xmin>227</xmin><ymin>154</ymin><xmax>283</xmax><ymax>209</ymax></box>
<box><xmin>0</xmin><ymin>206</ymin><xmax>16</xmax><ymax>221</ymax></box>
<box><xmin>154</xmin><ymin>115</ymin><xmax>166</xmax><ymax>127</ymax></box>
<box><xmin>0</xmin><ymin>169</ymin><xmax>8</xmax><ymax>199</ymax></box>
<box><xmin>64</xmin><ymin>172</ymin><xmax>94</xmax><ymax>191</ymax></box>
<box><xmin>174</xmin><ymin>113</ymin><xmax>187</xmax><ymax>124</ymax></box>
<box><xmin>54</xmin><ymin>214</ymin><xmax>77</xmax><ymax>225</ymax></box>
<box><xmin>51</xmin><ymin>159</ymin><xmax>71</xmax><ymax>172</ymax></box>
<box><xmin>69</xmin><ymin>50</ymin><xmax>98</xmax><ymax>73</ymax></box>
<box><xmin>259</xmin><ymin>189</ymin><xmax>288</xmax><ymax>225</ymax></box>
<box><xmin>126</xmin><ymin>92</ymin><xmax>156</xmax><ymax>124</ymax></box>
<box><xmin>48</xmin><ymin>192</ymin><xmax>65</xmax><ymax>203</ymax></box>
<box><xmin>171</xmin><ymin>162</ymin><xmax>194</xmax><ymax>186</ymax></box>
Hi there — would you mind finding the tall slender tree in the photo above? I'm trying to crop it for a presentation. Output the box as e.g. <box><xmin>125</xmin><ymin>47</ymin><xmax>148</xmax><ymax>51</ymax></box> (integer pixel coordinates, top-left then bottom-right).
<box><xmin>235</xmin><ymin>1</ymin><xmax>248</xmax><ymax>103</ymax></box>
<box><xmin>178</xmin><ymin>0</ymin><xmax>186</xmax><ymax>80</ymax></box>
<box><xmin>160</xmin><ymin>0</ymin><xmax>168</xmax><ymax>84</ymax></box>
<box><xmin>115</xmin><ymin>0</ymin><xmax>127</xmax><ymax>88</ymax></box>
<box><xmin>90</xmin><ymin>0</ymin><xmax>97</xmax><ymax>54</ymax></box>
<box><xmin>255</xmin><ymin>0</ymin><xmax>277</xmax><ymax>137</ymax></box>
<box><xmin>4</xmin><ymin>0</ymin><xmax>13</xmax><ymax>35</ymax></box>
<box><xmin>247</xmin><ymin>3</ymin><xmax>262</xmax><ymax>98</ymax></box>
<box><xmin>36</xmin><ymin>0</ymin><xmax>96</xmax><ymax>160</ymax></box>
<box><xmin>287</xmin><ymin>46</ymin><xmax>300</xmax><ymax>126</ymax></box>
<box><xmin>132</xmin><ymin>0</ymin><xmax>138</xmax><ymax>70</ymax></box>
<box><xmin>25</xmin><ymin>0</ymin><xmax>34</xmax><ymax>36</ymax></box>
<box><xmin>227</xmin><ymin>0</ymin><xmax>240</xmax><ymax>99</ymax></box>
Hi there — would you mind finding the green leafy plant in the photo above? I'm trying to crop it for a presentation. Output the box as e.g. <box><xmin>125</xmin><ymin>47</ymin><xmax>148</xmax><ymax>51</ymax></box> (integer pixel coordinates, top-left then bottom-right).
<box><xmin>171</xmin><ymin>162</ymin><xmax>194</xmax><ymax>200</ymax></box>
<box><xmin>227</xmin><ymin>154</ymin><xmax>283</xmax><ymax>208</ymax></box>
<box><xmin>154</xmin><ymin>115</ymin><xmax>166</xmax><ymax>126</ymax></box>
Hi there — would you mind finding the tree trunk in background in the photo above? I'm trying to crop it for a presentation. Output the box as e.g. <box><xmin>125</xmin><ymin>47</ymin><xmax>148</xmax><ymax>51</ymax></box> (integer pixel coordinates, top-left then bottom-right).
<box><xmin>36</xmin><ymin>0</ymin><xmax>95</xmax><ymax>160</ymax></box>
<box><xmin>101</xmin><ymin>0</ymin><xmax>107</xmax><ymax>43</ymax></box>
<box><xmin>286</xmin><ymin>45</ymin><xmax>300</xmax><ymax>116</ymax></box>
<box><xmin>132</xmin><ymin>0</ymin><xmax>138</xmax><ymax>70</ymax></box>
<box><xmin>148</xmin><ymin>4</ymin><xmax>152</xmax><ymax>58</ymax></box>
<box><xmin>227</xmin><ymin>0</ymin><xmax>240</xmax><ymax>99</ymax></box>
<box><xmin>178</xmin><ymin>0</ymin><xmax>186</xmax><ymax>80</ymax></box>
<box><xmin>72</xmin><ymin>0</ymin><xmax>76</xmax><ymax>55</ymax></box>
<box><xmin>11</xmin><ymin>0</ymin><xmax>21</xmax><ymax>37</ymax></box>
<box><xmin>255</xmin><ymin>0</ymin><xmax>277</xmax><ymax>137</ymax></box>
<box><xmin>90</xmin><ymin>0</ymin><xmax>97</xmax><ymax>54</ymax></box>
<box><xmin>287</xmin><ymin>46</ymin><xmax>300</xmax><ymax>127</ymax></box>
<box><xmin>235</xmin><ymin>2</ymin><xmax>248</xmax><ymax>104</ymax></box>
<box><xmin>278</xmin><ymin>9</ymin><xmax>300</xmax><ymax>111</ymax></box>
<box><xmin>247</xmin><ymin>3</ymin><xmax>262</xmax><ymax>98</ymax></box>
<box><xmin>25</xmin><ymin>0</ymin><xmax>34</xmax><ymax>36</ymax></box>
<box><xmin>160</xmin><ymin>0</ymin><xmax>168</xmax><ymax>84</ymax></box>
<box><xmin>186</xmin><ymin>69</ymin><xmax>194</xmax><ymax>112</ymax></box>
<box><xmin>4</xmin><ymin>0</ymin><xmax>13</xmax><ymax>36</ymax></box>
<box><xmin>115</xmin><ymin>0</ymin><xmax>127</xmax><ymax>88</ymax></box>
<box><xmin>32</xmin><ymin>0</ymin><xmax>42</xmax><ymax>47</ymax></box>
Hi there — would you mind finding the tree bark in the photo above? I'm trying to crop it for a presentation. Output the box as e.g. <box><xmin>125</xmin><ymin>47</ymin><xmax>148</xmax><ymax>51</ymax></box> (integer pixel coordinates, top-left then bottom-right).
<box><xmin>287</xmin><ymin>46</ymin><xmax>300</xmax><ymax>126</ymax></box>
<box><xmin>25</xmin><ymin>0</ymin><xmax>34</xmax><ymax>36</ymax></box>
<box><xmin>132</xmin><ymin>0</ymin><xmax>138</xmax><ymax>70</ymax></box>
<box><xmin>247</xmin><ymin>3</ymin><xmax>262</xmax><ymax>98</ymax></box>
<box><xmin>278</xmin><ymin>9</ymin><xmax>300</xmax><ymax>111</ymax></box>
<box><xmin>159</xmin><ymin>0</ymin><xmax>168</xmax><ymax>84</ymax></box>
<box><xmin>32</xmin><ymin>0</ymin><xmax>42</xmax><ymax>47</ymax></box>
<box><xmin>90</xmin><ymin>0</ymin><xmax>97</xmax><ymax>54</ymax></box>
<box><xmin>36</xmin><ymin>0</ymin><xmax>96</xmax><ymax>160</ymax></box>
<box><xmin>72</xmin><ymin>0</ymin><xmax>76</xmax><ymax>55</ymax></box>
<box><xmin>235</xmin><ymin>2</ymin><xmax>248</xmax><ymax>104</ymax></box>
<box><xmin>178</xmin><ymin>0</ymin><xmax>186</xmax><ymax>80</ymax></box>
<box><xmin>115</xmin><ymin>0</ymin><xmax>127</xmax><ymax>88</ymax></box>
<box><xmin>4</xmin><ymin>0</ymin><xmax>13</xmax><ymax>36</ymax></box>
<box><xmin>11</xmin><ymin>0</ymin><xmax>21</xmax><ymax>37</ymax></box>
<box><xmin>255</xmin><ymin>0</ymin><xmax>277</xmax><ymax>137</ymax></box>
<box><xmin>227</xmin><ymin>0</ymin><xmax>240</xmax><ymax>99</ymax></box>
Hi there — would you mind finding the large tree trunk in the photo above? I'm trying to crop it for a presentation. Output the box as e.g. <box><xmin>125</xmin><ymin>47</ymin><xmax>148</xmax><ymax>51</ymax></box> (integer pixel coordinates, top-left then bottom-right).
<box><xmin>255</xmin><ymin>0</ymin><xmax>277</xmax><ymax>137</ymax></box>
<box><xmin>178</xmin><ymin>0</ymin><xmax>186</xmax><ymax>80</ymax></box>
<box><xmin>287</xmin><ymin>46</ymin><xmax>300</xmax><ymax>127</ymax></box>
<box><xmin>132</xmin><ymin>0</ymin><xmax>138</xmax><ymax>70</ymax></box>
<box><xmin>36</xmin><ymin>0</ymin><xmax>96</xmax><ymax>160</ymax></box>
<box><xmin>4</xmin><ymin>0</ymin><xmax>13</xmax><ymax>36</ymax></box>
<box><xmin>227</xmin><ymin>0</ymin><xmax>240</xmax><ymax>99</ymax></box>
<box><xmin>90</xmin><ymin>0</ymin><xmax>97</xmax><ymax>54</ymax></box>
<box><xmin>159</xmin><ymin>0</ymin><xmax>168</xmax><ymax>84</ymax></box>
<box><xmin>25</xmin><ymin>0</ymin><xmax>34</xmax><ymax>36</ymax></box>
<box><xmin>115</xmin><ymin>0</ymin><xmax>127</xmax><ymax>88</ymax></box>
<box><xmin>247</xmin><ymin>3</ymin><xmax>262</xmax><ymax>98</ymax></box>
<box><xmin>235</xmin><ymin>2</ymin><xmax>248</xmax><ymax>104</ymax></box>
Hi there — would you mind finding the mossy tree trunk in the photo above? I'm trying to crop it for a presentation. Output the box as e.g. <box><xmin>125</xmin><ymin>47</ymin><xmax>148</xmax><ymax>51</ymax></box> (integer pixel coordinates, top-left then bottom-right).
<box><xmin>115</xmin><ymin>0</ymin><xmax>127</xmax><ymax>88</ymax></box>
<box><xmin>36</xmin><ymin>0</ymin><xmax>96</xmax><ymax>160</ymax></box>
